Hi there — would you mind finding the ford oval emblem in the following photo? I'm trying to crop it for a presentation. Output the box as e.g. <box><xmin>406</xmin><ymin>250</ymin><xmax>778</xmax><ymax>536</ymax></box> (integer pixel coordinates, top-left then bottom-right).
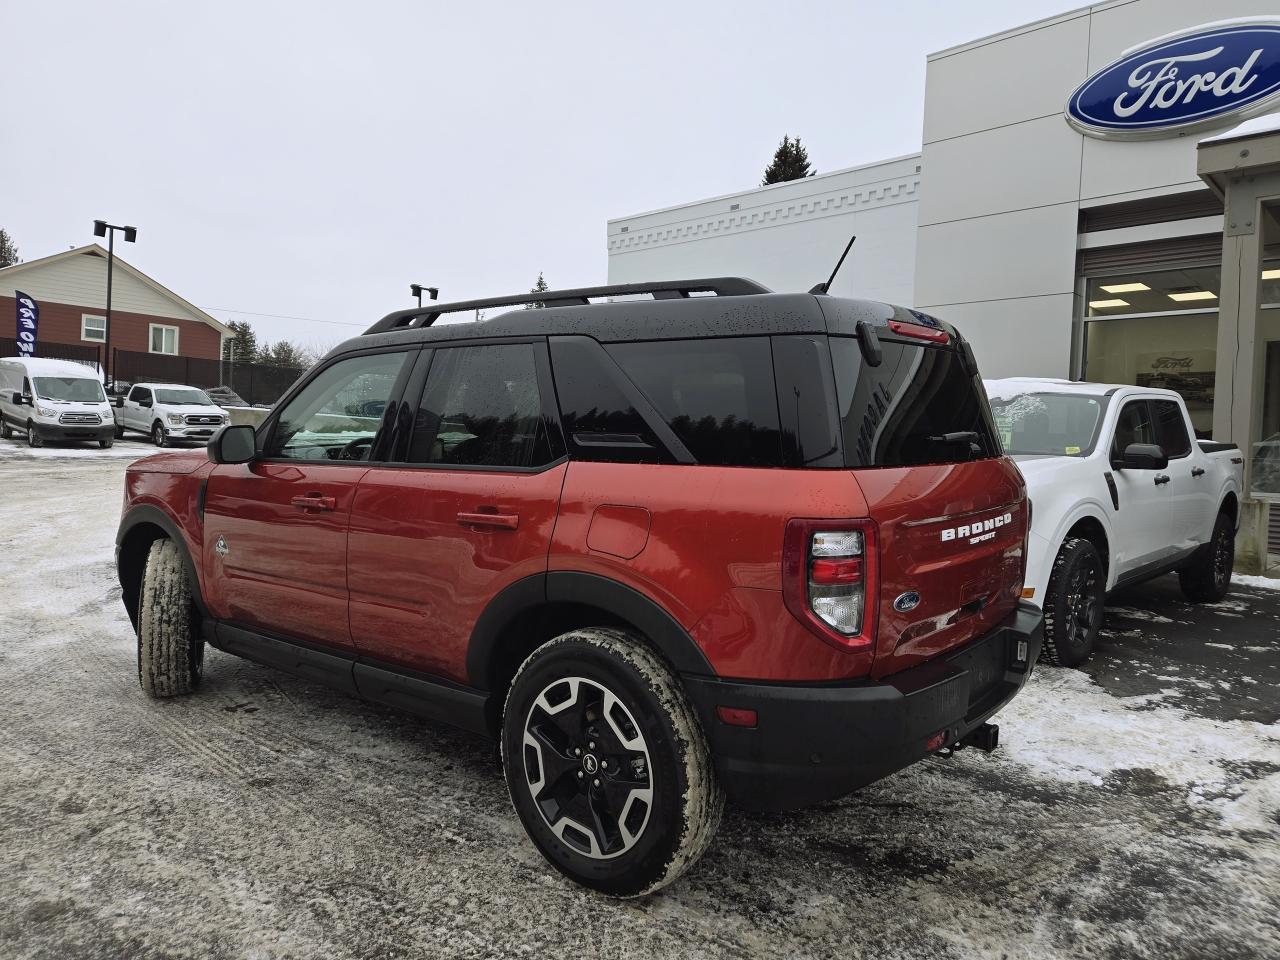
<box><xmin>1065</xmin><ymin>19</ymin><xmax>1280</xmax><ymax>139</ymax></box>
<box><xmin>894</xmin><ymin>591</ymin><xmax>921</xmax><ymax>613</ymax></box>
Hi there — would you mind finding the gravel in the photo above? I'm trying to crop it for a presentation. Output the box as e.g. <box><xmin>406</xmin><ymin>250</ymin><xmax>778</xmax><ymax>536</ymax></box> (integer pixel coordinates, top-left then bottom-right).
<box><xmin>1</xmin><ymin>449</ymin><xmax>1277</xmax><ymax>960</ymax></box>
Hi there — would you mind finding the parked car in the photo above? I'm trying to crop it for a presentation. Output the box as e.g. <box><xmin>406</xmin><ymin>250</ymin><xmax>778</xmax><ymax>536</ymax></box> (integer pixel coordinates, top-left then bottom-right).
<box><xmin>117</xmin><ymin>278</ymin><xmax>1043</xmax><ymax>896</ymax></box>
<box><xmin>112</xmin><ymin>382</ymin><xmax>230</xmax><ymax>446</ymax></box>
<box><xmin>0</xmin><ymin>356</ymin><xmax>116</xmax><ymax>448</ymax></box>
<box><xmin>986</xmin><ymin>378</ymin><xmax>1243</xmax><ymax>667</ymax></box>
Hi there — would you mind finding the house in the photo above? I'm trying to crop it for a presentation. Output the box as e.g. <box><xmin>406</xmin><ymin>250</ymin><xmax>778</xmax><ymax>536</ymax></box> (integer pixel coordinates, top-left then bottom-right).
<box><xmin>0</xmin><ymin>244</ymin><xmax>228</xmax><ymax>367</ymax></box>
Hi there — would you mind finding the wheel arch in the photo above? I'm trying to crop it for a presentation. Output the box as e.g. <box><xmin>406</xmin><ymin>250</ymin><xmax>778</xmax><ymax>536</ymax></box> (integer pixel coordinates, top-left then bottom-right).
<box><xmin>117</xmin><ymin>505</ymin><xmax>206</xmax><ymax>631</ymax></box>
<box><xmin>1219</xmin><ymin>490</ymin><xmax>1239</xmax><ymax>526</ymax></box>
<box><xmin>466</xmin><ymin>572</ymin><xmax>715</xmax><ymax>737</ymax></box>
<box><xmin>1045</xmin><ymin>505</ymin><xmax>1113</xmax><ymax>588</ymax></box>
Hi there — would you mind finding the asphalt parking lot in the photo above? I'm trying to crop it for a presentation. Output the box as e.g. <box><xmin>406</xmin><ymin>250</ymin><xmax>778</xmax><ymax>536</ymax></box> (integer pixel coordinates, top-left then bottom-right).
<box><xmin>1</xmin><ymin>446</ymin><xmax>1277</xmax><ymax>960</ymax></box>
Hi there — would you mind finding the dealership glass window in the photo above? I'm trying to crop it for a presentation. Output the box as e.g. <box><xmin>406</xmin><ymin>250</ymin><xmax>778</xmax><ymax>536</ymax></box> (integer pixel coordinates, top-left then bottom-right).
<box><xmin>149</xmin><ymin>324</ymin><xmax>179</xmax><ymax>355</ymax></box>
<box><xmin>81</xmin><ymin>315</ymin><xmax>106</xmax><ymax>343</ymax></box>
<box><xmin>1085</xmin><ymin>264</ymin><xmax>1221</xmax><ymax>317</ymax></box>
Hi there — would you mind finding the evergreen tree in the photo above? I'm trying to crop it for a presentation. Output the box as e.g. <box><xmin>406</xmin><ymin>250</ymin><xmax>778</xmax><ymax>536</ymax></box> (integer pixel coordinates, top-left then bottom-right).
<box><xmin>525</xmin><ymin>272</ymin><xmax>549</xmax><ymax>309</ymax></box>
<box><xmin>222</xmin><ymin>320</ymin><xmax>260</xmax><ymax>363</ymax></box>
<box><xmin>0</xmin><ymin>228</ymin><xmax>20</xmax><ymax>269</ymax></box>
<box><xmin>259</xmin><ymin>340</ymin><xmax>311</xmax><ymax>369</ymax></box>
<box><xmin>761</xmin><ymin>136</ymin><xmax>814</xmax><ymax>185</ymax></box>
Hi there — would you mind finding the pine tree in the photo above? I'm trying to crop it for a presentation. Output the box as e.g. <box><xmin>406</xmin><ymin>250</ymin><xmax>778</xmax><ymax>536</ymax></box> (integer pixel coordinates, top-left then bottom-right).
<box><xmin>761</xmin><ymin>136</ymin><xmax>814</xmax><ymax>185</ymax></box>
<box><xmin>222</xmin><ymin>320</ymin><xmax>260</xmax><ymax>363</ymax></box>
<box><xmin>0</xmin><ymin>228</ymin><xmax>20</xmax><ymax>269</ymax></box>
<box><xmin>525</xmin><ymin>272</ymin><xmax>549</xmax><ymax>309</ymax></box>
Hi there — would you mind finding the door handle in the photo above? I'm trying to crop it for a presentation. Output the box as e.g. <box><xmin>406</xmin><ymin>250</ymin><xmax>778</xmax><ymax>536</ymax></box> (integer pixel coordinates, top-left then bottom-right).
<box><xmin>1191</xmin><ymin>467</ymin><xmax>1205</xmax><ymax>477</ymax></box>
<box><xmin>457</xmin><ymin>511</ymin><xmax>519</xmax><ymax>530</ymax></box>
<box><xmin>290</xmin><ymin>494</ymin><xmax>337</xmax><ymax>512</ymax></box>
<box><xmin>1154</xmin><ymin>474</ymin><xmax>1171</xmax><ymax>486</ymax></box>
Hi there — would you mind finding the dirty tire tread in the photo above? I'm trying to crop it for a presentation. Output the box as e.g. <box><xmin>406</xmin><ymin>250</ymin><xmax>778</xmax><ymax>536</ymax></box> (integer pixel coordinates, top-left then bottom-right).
<box><xmin>502</xmin><ymin>627</ymin><xmax>723</xmax><ymax>898</ymax></box>
<box><xmin>138</xmin><ymin>539</ymin><xmax>200</xmax><ymax>698</ymax></box>
<box><xmin>1178</xmin><ymin>512</ymin><xmax>1234</xmax><ymax>603</ymax></box>
<box><xmin>1041</xmin><ymin>537</ymin><xmax>1102</xmax><ymax>668</ymax></box>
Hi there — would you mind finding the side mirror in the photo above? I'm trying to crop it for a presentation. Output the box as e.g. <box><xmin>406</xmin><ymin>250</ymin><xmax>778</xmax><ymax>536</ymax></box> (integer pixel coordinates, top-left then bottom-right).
<box><xmin>10</xmin><ymin>392</ymin><xmax>22</xmax><ymax>405</ymax></box>
<box><xmin>112</xmin><ymin>396</ymin><xmax>124</xmax><ymax>408</ymax></box>
<box><xmin>1113</xmin><ymin>442</ymin><xmax>1168</xmax><ymax>471</ymax></box>
<box><xmin>207</xmin><ymin>424</ymin><xmax>256</xmax><ymax>465</ymax></box>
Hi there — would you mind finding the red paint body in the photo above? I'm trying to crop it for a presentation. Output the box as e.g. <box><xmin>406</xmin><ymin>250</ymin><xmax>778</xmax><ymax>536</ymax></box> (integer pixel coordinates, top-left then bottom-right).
<box><xmin>123</xmin><ymin>446</ymin><xmax>1027</xmax><ymax>686</ymax></box>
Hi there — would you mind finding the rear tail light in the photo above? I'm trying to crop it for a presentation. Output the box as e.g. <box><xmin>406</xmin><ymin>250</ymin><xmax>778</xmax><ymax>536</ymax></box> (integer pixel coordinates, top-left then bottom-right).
<box><xmin>888</xmin><ymin>319</ymin><xmax>950</xmax><ymax>344</ymax></box>
<box><xmin>783</xmin><ymin>519</ymin><xmax>877</xmax><ymax>651</ymax></box>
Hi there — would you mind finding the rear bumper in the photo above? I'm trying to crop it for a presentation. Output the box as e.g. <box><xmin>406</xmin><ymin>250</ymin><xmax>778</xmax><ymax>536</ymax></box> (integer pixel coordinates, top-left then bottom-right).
<box><xmin>683</xmin><ymin>601</ymin><xmax>1043</xmax><ymax>811</ymax></box>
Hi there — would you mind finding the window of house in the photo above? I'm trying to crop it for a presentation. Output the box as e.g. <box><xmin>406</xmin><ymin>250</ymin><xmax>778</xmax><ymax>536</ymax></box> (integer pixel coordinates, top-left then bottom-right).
<box><xmin>82</xmin><ymin>315</ymin><xmax>106</xmax><ymax>343</ymax></box>
<box><xmin>149</xmin><ymin>324</ymin><xmax>179</xmax><ymax>355</ymax></box>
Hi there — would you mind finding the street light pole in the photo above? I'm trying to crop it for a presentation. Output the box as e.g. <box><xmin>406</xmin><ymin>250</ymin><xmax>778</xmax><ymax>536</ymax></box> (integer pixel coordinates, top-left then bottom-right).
<box><xmin>93</xmin><ymin>220</ymin><xmax>137</xmax><ymax>390</ymax></box>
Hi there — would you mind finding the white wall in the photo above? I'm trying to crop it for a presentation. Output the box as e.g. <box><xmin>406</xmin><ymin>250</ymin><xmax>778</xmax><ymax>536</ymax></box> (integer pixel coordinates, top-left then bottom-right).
<box><xmin>915</xmin><ymin>0</ymin><xmax>1263</xmax><ymax>379</ymax></box>
<box><xmin>607</xmin><ymin>155</ymin><xmax>921</xmax><ymax>306</ymax></box>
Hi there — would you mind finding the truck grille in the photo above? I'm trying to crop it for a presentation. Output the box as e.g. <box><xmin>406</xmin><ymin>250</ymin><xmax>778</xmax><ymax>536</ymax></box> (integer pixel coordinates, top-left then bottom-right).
<box><xmin>59</xmin><ymin>413</ymin><xmax>102</xmax><ymax>425</ymax></box>
<box><xmin>185</xmin><ymin>415</ymin><xmax>223</xmax><ymax>425</ymax></box>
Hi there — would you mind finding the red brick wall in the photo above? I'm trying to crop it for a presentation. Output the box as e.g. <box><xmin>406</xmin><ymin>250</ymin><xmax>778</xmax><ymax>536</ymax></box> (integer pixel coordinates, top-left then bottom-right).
<box><xmin>1</xmin><ymin>296</ymin><xmax>221</xmax><ymax>360</ymax></box>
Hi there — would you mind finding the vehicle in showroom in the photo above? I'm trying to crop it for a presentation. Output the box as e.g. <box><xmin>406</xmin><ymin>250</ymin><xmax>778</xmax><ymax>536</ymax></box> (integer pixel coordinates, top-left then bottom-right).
<box><xmin>0</xmin><ymin>356</ymin><xmax>116</xmax><ymax>448</ymax></box>
<box><xmin>112</xmin><ymin>382</ymin><xmax>229</xmax><ymax>446</ymax></box>
<box><xmin>116</xmin><ymin>278</ymin><xmax>1042</xmax><ymax>896</ymax></box>
<box><xmin>986</xmin><ymin>378</ymin><xmax>1243</xmax><ymax>667</ymax></box>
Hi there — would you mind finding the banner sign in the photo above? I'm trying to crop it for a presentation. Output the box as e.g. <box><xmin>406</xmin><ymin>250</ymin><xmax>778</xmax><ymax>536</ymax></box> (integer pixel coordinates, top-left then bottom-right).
<box><xmin>14</xmin><ymin>290</ymin><xmax>38</xmax><ymax>358</ymax></box>
<box><xmin>1066</xmin><ymin>19</ymin><xmax>1280</xmax><ymax>139</ymax></box>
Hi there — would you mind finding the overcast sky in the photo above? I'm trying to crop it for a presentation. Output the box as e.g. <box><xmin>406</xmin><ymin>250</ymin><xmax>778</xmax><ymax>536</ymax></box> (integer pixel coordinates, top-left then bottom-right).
<box><xmin>3</xmin><ymin>1</ymin><xmax>1071</xmax><ymax>350</ymax></box>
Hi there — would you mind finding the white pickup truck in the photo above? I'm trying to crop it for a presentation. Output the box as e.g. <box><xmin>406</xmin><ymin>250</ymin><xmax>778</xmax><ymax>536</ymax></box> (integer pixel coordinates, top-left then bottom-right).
<box><xmin>985</xmin><ymin>378</ymin><xmax>1244</xmax><ymax>667</ymax></box>
<box><xmin>112</xmin><ymin>382</ymin><xmax>229</xmax><ymax>447</ymax></box>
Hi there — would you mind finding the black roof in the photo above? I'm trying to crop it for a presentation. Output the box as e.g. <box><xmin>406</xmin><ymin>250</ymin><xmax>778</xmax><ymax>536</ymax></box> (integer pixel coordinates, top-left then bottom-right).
<box><xmin>328</xmin><ymin>277</ymin><xmax>956</xmax><ymax>359</ymax></box>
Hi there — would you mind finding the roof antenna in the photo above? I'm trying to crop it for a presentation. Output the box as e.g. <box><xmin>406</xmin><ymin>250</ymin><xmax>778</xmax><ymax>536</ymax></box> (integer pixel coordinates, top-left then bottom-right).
<box><xmin>809</xmin><ymin>234</ymin><xmax>856</xmax><ymax>295</ymax></box>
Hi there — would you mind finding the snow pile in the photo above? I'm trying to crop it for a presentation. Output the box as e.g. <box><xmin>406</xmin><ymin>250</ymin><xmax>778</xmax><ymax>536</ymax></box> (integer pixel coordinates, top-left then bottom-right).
<box><xmin>1233</xmin><ymin>573</ymin><xmax>1280</xmax><ymax>591</ymax></box>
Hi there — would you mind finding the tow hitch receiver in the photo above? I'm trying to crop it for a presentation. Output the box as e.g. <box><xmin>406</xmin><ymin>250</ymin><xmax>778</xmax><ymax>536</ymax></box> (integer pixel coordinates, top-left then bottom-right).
<box><xmin>960</xmin><ymin>722</ymin><xmax>1000</xmax><ymax>753</ymax></box>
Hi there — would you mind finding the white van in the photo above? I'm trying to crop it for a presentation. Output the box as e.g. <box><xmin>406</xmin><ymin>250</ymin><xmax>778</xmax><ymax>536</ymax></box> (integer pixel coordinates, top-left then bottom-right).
<box><xmin>0</xmin><ymin>357</ymin><xmax>116</xmax><ymax>448</ymax></box>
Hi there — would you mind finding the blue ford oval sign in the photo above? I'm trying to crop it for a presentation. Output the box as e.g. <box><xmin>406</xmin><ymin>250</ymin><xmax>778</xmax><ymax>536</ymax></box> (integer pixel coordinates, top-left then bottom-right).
<box><xmin>1066</xmin><ymin>19</ymin><xmax>1280</xmax><ymax>139</ymax></box>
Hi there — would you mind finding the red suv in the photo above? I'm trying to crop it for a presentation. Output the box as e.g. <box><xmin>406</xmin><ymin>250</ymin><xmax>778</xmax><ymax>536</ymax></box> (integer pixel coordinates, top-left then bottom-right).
<box><xmin>117</xmin><ymin>278</ymin><xmax>1042</xmax><ymax>896</ymax></box>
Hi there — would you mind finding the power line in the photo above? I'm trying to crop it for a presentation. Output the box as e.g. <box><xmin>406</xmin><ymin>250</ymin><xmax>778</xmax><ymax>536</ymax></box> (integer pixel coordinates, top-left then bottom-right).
<box><xmin>209</xmin><ymin>307</ymin><xmax>366</xmax><ymax>328</ymax></box>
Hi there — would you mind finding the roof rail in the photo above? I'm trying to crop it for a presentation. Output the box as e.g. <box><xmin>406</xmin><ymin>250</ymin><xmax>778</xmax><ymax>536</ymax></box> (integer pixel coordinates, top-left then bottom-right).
<box><xmin>364</xmin><ymin>277</ymin><xmax>771</xmax><ymax>335</ymax></box>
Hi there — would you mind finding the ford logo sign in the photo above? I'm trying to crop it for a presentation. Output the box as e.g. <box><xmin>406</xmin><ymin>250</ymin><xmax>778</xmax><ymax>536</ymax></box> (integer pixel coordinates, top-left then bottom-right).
<box><xmin>1066</xmin><ymin>18</ymin><xmax>1280</xmax><ymax>139</ymax></box>
<box><xmin>893</xmin><ymin>591</ymin><xmax>921</xmax><ymax>613</ymax></box>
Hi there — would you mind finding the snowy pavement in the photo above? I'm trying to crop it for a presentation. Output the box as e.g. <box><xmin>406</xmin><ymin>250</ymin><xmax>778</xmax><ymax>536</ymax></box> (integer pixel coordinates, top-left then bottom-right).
<box><xmin>0</xmin><ymin>456</ymin><xmax>1277</xmax><ymax>960</ymax></box>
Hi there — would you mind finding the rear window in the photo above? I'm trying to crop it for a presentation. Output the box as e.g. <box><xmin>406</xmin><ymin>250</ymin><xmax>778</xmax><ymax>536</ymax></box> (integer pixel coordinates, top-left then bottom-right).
<box><xmin>830</xmin><ymin>336</ymin><xmax>999</xmax><ymax>467</ymax></box>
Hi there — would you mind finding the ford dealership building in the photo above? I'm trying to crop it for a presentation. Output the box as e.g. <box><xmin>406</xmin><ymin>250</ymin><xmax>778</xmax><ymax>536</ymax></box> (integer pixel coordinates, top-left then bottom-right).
<box><xmin>607</xmin><ymin>0</ymin><xmax>1280</xmax><ymax>564</ymax></box>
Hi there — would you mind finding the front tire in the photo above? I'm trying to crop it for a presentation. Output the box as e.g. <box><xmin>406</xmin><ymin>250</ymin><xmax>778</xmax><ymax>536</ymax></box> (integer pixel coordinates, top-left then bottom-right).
<box><xmin>1178</xmin><ymin>512</ymin><xmax>1234</xmax><ymax>603</ymax></box>
<box><xmin>152</xmin><ymin>422</ymin><xmax>168</xmax><ymax>447</ymax></box>
<box><xmin>502</xmin><ymin>628</ymin><xmax>722</xmax><ymax>897</ymax></box>
<box><xmin>26</xmin><ymin>423</ymin><xmax>43</xmax><ymax>448</ymax></box>
<box><xmin>99</xmin><ymin>436</ymin><xmax>114</xmax><ymax>449</ymax></box>
<box><xmin>1041</xmin><ymin>538</ymin><xmax>1105</xmax><ymax>668</ymax></box>
<box><xmin>137</xmin><ymin>539</ymin><xmax>204</xmax><ymax>697</ymax></box>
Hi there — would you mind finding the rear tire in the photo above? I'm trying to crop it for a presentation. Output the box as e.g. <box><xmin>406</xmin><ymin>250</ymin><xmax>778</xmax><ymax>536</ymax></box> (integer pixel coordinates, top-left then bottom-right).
<box><xmin>1178</xmin><ymin>512</ymin><xmax>1234</xmax><ymax>603</ymax></box>
<box><xmin>0</xmin><ymin>419</ymin><xmax>11</xmax><ymax>440</ymax></box>
<box><xmin>1041</xmin><ymin>538</ymin><xmax>1105</xmax><ymax>668</ymax></box>
<box><xmin>114</xmin><ymin>423</ymin><xmax>125</xmax><ymax>439</ymax></box>
<box><xmin>137</xmin><ymin>539</ymin><xmax>204</xmax><ymax>697</ymax></box>
<box><xmin>502</xmin><ymin>628</ymin><xmax>723</xmax><ymax>897</ymax></box>
<box><xmin>26</xmin><ymin>423</ymin><xmax>42</xmax><ymax>448</ymax></box>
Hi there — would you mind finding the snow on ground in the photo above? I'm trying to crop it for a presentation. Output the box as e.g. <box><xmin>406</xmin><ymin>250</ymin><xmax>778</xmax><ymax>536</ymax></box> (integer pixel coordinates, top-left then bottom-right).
<box><xmin>0</xmin><ymin>456</ymin><xmax>1277</xmax><ymax>959</ymax></box>
<box><xmin>0</xmin><ymin>434</ymin><xmax>178</xmax><ymax>460</ymax></box>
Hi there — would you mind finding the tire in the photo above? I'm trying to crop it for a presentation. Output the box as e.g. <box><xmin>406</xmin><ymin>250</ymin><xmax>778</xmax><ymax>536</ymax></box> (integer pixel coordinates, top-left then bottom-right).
<box><xmin>114</xmin><ymin>423</ymin><xmax>125</xmax><ymax>439</ymax></box>
<box><xmin>137</xmin><ymin>539</ymin><xmax>204</xmax><ymax>698</ymax></box>
<box><xmin>502</xmin><ymin>628</ymin><xmax>723</xmax><ymax>897</ymax></box>
<box><xmin>99</xmin><ymin>436</ymin><xmax>114</xmax><ymax>449</ymax></box>
<box><xmin>27</xmin><ymin>423</ymin><xmax>43</xmax><ymax>448</ymax></box>
<box><xmin>152</xmin><ymin>422</ymin><xmax>167</xmax><ymax>447</ymax></box>
<box><xmin>1178</xmin><ymin>512</ymin><xmax>1234</xmax><ymax>603</ymax></box>
<box><xmin>0</xmin><ymin>419</ymin><xmax>11</xmax><ymax>440</ymax></box>
<box><xmin>1041</xmin><ymin>538</ymin><xmax>1105</xmax><ymax>668</ymax></box>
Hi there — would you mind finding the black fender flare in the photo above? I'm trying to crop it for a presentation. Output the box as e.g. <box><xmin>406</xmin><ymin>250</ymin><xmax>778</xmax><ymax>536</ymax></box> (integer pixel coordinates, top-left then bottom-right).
<box><xmin>465</xmin><ymin>571</ymin><xmax>715</xmax><ymax>688</ymax></box>
<box><xmin>116</xmin><ymin>504</ymin><xmax>208</xmax><ymax>628</ymax></box>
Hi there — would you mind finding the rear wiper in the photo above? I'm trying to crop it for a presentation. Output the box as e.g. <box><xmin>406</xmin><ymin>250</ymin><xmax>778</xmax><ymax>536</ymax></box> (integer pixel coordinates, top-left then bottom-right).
<box><xmin>928</xmin><ymin>431</ymin><xmax>982</xmax><ymax>445</ymax></box>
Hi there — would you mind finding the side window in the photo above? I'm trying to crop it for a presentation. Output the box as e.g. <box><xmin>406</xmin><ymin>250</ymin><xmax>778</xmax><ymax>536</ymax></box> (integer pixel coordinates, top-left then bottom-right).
<box><xmin>1152</xmin><ymin>400</ymin><xmax>1191</xmax><ymax>459</ymax></box>
<box><xmin>131</xmin><ymin>387</ymin><xmax>150</xmax><ymax>404</ymax></box>
<box><xmin>605</xmin><ymin>337</ymin><xmax>782</xmax><ymax>467</ymax></box>
<box><xmin>267</xmin><ymin>351</ymin><xmax>410</xmax><ymax>461</ymax></box>
<box><xmin>1112</xmin><ymin>401</ymin><xmax>1157</xmax><ymax>457</ymax></box>
<box><xmin>549</xmin><ymin>337</ymin><xmax>669</xmax><ymax>464</ymax></box>
<box><xmin>22</xmin><ymin>377</ymin><xmax>33</xmax><ymax>398</ymax></box>
<box><xmin>408</xmin><ymin>344</ymin><xmax>552</xmax><ymax>468</ymax></box>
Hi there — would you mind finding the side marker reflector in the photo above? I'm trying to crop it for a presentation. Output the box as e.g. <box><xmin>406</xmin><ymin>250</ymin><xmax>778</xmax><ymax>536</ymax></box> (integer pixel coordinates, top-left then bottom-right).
<box><xmin>716</xmin><ymin>706</ymin><xmax>758</xmax><ymax>728</ymax></box>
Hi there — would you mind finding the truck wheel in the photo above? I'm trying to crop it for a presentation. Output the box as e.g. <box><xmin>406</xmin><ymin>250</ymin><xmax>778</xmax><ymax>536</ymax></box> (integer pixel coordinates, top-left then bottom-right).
<box><xmin>1178</xmin><ymin>512</ymin><xmax>1234</xmax><ymax>603</ymax></box>
<box><xmin>26</xmin><ymin>423</ymin><xmax>43</xmax><ymax>448</ymax></box>
<box><xmin>114</xmin><ymin>423</ymin><xmax>125</xmax><ymax>439</ymax></box>
<box><xmin>152</xmin><ymin>422</ymin><xmax>168</xmax><ymax>447</ymax></box>
<box><xmin>502</xmin><ymin>627</ymin><xmax>723</xmax><ymax>897</ymax></box>
<box><xmin>0</xmin><ymin>419</ymin><xmax>11</xmax><ymax>440</ymax></box>
<box><xmin>1042</xmin><ymin>538</ymin><xmax>1105</xmax><ymax>668</ymax></box>
<box><xmin>99</xmin><ymin>437</ymin><xmax>114</xmax><ymax>449</ymax></box>
<box><xmin>137</xmin><ymin>539</ymin><xmax>204</xmax><ymax>697</ymax></box>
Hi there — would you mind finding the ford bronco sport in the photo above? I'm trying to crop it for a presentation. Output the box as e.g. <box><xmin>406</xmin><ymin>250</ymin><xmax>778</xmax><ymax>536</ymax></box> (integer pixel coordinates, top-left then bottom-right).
<box><xmin>116</xmin><ymin>278</ymin><xmax>1043</xmax><ymax>896</ymax></box>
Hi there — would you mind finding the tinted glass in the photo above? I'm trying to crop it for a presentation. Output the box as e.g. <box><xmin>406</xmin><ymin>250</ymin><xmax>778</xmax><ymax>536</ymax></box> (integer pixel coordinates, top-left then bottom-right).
<box><xmin>830</xmin><ymin>337</ymin><xmax>998</xmax><ymax>467</ymax></box>
<box><xmin>1112</xmin><ymin>401</ymin><xmax>1157</xmax><ymax>456</ymax></box>
<box><xmin>1152</xmin><ymin>399</ymin><xmax>1191</xmax><ymax>458</ymax></box>
<box><xmin>549</xmin><ymin>337</ymin><xmax>669</xmax><ymax>464</ymax></box>
<box><xmin>771</xmin><ymin>336</ymin><xmax>842</xmax><ymax>468</ymax></box>
<box><xmin>268</xmin><ymin>351</ymin><xmax>409</xmax><ymax>461</ymax></box>
<box><xmin>128</xmin><ymin>386</ymin><xmax>149</xmax><ymax>402</ymax></box>
<box><xmin>605</xmin><ymin>338</ymin><xmax>782</xmax><ymax>467</ymax></box>
<box><xmin>409</xmin><ymin>344</ymin><xmax>551</xmax><ymax>468</ymax></box>
<box><xmin>987</xmin><ymin>391</ymin><xmax>1104</xmax><ymax>457</ymax></box>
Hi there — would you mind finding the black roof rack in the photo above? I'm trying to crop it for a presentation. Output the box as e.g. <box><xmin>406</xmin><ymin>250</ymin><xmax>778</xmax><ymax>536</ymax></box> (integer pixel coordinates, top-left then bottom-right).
<box><xmin>364</xmin><ymin>277</ymin><xmax>771</xmax><ymax>336</ymax></box>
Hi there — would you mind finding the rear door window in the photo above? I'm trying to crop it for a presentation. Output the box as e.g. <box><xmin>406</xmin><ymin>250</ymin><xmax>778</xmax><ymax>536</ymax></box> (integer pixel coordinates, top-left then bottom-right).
<box><xmin>1152</xmin><ymin>399</ymin><xmax>1191</xmax><ymax>459</ymax></box>
<box><xmin>829</xmin><ymin>336</ymin><xmax>998</xmax><ymax>466</ymax></box>
<box><xmin>605</xmin><ymin>337</ymin><xmax>782</xmax><ymax>467</ymax></box>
